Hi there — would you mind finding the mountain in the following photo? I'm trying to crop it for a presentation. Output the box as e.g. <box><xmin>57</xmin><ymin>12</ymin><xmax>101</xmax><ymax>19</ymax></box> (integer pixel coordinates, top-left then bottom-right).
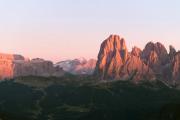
<box><xmin>0</xmin><ymin>53</ymin><xmax>65</xmax><ymax>79</ymax></box>
<box><xmin>55</xmin><ymin>58</ymin><xmax>96</xmax><ymax>75</ymax></box>
<box><xmin>95</xmin><ymin>34</ymin><xmax>180</xmax><ymax>84</ymax></box>
<box><xmin>171</xmin><ymin>51</ymin><xmax>180</xmax><ymax>84</ymax></box>
<box><xmin>0</xmin><ymin>53</ymin><xmax>96</xmax><ymax>79</ymax></box>
<box><xmin>0</xmin><ymin>53</ymin><xmax>25</xmax><ymax>79</ymax></box>
<box><xmin>95</xmin><ymin>35</ymin><xmax>155</xmax><ymax>81</ymax></box>
<box><xmin>1</xmin><ymin>34</ymin><xmax>180</xmax><ymax>84</ymax></box>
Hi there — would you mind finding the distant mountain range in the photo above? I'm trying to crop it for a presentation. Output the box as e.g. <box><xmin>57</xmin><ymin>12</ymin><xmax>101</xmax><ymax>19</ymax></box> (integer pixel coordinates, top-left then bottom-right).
<box><xmin>55</xmin><ymin>58</ymin><xmax>96</xmax><ymax>75</ymax></box>
<box><xmin>1</xmin><ymin>34</ymin><xmax>180</xmax><ymax>120</ymax></box>
<box><xmin>0</xmin><ymin>53</ymin><xmax>96</xmax><ymax>79</ymax></box>
<box><xmin>0</xmin><ymin>53</ymin><xmax>65</xmax><ymax>79</ymax></box>
<box><xmin>1</xmin><ymin>34</ymin><xmax>180</xmax><ymax>86</ymax></box>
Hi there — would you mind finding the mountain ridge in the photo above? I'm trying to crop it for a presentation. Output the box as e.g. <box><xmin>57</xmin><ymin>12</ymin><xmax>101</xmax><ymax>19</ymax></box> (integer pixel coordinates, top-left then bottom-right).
<box><xmin>1</xmin><ymin>34</ymin><xmax>180</xmax><ymax>85</ymax></box>
<box><xmin>95</xmin><ymin>34</ymin><xmax>180</xmax><ymax>85</ymax></box>
<box><xmin>55</xmin><ymin>58</ymin><xmax>96</xmax><ymax>75</ymax></box>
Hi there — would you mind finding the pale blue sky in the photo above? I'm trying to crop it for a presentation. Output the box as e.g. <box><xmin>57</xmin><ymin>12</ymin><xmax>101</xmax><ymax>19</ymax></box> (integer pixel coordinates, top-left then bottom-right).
<box><xmin>0</xmin><ymin>0</ymin><xmax>180</xmax><ymax>62</ymax></box>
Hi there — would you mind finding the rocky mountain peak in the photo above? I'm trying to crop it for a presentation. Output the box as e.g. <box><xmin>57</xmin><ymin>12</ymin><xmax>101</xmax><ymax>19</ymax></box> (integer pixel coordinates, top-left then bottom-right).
<box><xmin>170</xmin><ymin>52</ymin><xmax>180</xmax><ymax>84</ymax></box>
<box><xmin>169</xmin><ymin>45</ymin><xmax>176</xmax><ymax>59</ymax></box>
<box><xmin>100</xmin><ymin>34</ymin><xmax>128</xmax><ymax>61</ymax></box>
<box><xmin>95</xmin><ymin>35</ymin><xmax>129</xmax><ymax>79</ymax></box>
<box><xmin>142</xmin><ymin>42</ymin><xmax>167</xmax><ymax>59</ymax></box>
<box><xmin>169</xmin><ymin>45</ymin><xmax>176</xmax><ymax>53</ymax></box>
<box><xmin>95</xmin><ymin>35</ymin><xmax>180</xmax><ymax>85</ymax></box>
<box><xmin>95</xmin><ymin>35</ymin><xmax>155</xmax><ymax>81</ymax></box>
<box><xmin>131</xmin><ymin>47</ymin><xmax>142</xmax><ymax>57</ymax></box>
<box><xmin>142</xmin><ymin>41</ymin><xmax>168</xmax><ymax>67</ymax></box>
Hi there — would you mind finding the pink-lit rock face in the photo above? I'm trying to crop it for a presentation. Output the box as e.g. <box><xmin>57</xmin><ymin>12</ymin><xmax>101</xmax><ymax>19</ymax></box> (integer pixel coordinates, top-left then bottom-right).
<box><xmin>0</xmin><ymin>53</ymin><xmax>25</xmax><ymax>79</ymax></box>
<box><xmin>171</xmin><ymin>52</ymin><xmax>180</xmax><ymax>84</ymax></box>
<box><xmin>94</xmin><ymin>34</ymin><xmax>180</xmax><ymax>83</ymax></box>
<box><xmin>131</xmin><ymin>47</ymin><xmax>142</xmax><ymax>57</ymax></box>
<box><xmin>0</xmin><ymin>53</ymin><xmax>64</xmax><ymax>79</ymax></box>
<box><xmin>95</xmin><ymin>35</ymin><xmax>155</xmax><ymax>81</ymax></box>
<box><xmin>95</xmin><ymin>35</ymin><xmax>129</xmax><ymax>79</ymax></box>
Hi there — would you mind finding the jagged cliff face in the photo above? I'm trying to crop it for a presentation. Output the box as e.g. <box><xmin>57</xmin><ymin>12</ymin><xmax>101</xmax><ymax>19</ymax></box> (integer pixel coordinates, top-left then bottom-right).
<box><xmin>95</xmin><ymin>34</ymin><xmax>180</xmax><ymax>83</ymax></box>
<box><xmin>0</xmin><ymin>53</ymin><xmax>27</xmax><ymax>79</ymax></box>
<box><xmin>95</xmin><ymin>35</ymin><xmax>128</xmax><ymax>79</ymax></box>
<box><xmin>95</xmin><ymin>35</ymin><xmax>155</xmax><ymax>81</ymax></box>
<box><xmin>169</xmin><ymin>45</ymin><xmax>176</xmax><ymax>60</ymax></box>
<box><xmin>171</xmin><ymin>52</ymin><xmax>180</xmax><ymax>84</ymax></box>
<box><xmin>131</xmin><ymin>47</ymin><xmax>142</xmax><ymax>57</ymax></box>
<box><xmin>0</xmin><ymin>54</ymin><xmax>64</xmax><ymax>79</ymax></box>
<box><xmin>141</xmin><ymin>42</ymin><xmax>169</xmax><ymax>73</ymax></box>
<box><xmin>0</xmin><ymin>54</ymin><xmax>15</xmax><ymax>79</ymax></box>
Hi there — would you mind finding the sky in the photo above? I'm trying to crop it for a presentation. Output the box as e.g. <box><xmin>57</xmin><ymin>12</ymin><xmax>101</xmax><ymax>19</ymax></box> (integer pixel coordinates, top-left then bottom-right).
<box><xmin>0</xmin><ymin>0</ymin><xmax>180</xmax><ymax>62</ymax></box>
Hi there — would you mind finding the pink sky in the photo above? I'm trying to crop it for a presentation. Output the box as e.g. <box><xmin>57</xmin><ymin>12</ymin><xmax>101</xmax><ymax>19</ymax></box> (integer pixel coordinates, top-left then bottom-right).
<box><xmin>0</xmin><ymin>0</ymin><xmax>180</xmax><ymax>63</ymax></box>
<box><xmin>1</xmin><ymin>26</ymin><xmax>179</xmax><ymax>63</ymax></box>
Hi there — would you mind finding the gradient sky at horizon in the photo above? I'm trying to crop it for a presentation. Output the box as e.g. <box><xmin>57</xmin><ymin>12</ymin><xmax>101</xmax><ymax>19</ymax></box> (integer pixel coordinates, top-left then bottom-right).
<box><xmin>0</xmin><ymin>0</ymin><xmax>180</xmax><ymax>62</ymax></box>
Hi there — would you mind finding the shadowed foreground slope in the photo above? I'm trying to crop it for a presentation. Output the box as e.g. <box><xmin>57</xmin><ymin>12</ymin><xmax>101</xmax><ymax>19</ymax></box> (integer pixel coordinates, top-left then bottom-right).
<box><xmin>0</xmin><ymin>75</ymin><xmax>179</xmax><ymax>120</ymax></box>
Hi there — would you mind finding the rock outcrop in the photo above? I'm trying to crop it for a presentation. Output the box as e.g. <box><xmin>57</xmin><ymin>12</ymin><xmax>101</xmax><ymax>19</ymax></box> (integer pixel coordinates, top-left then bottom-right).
<box><xmin>169</xmin><ymin>45</ymin><xmax>176</xmax><ymax>60</ymax></box>
<box><xmin>95</xmin><ymin>34</ymin><xmax>180</xmax><ymax>83</ymax></box>
<box><xmin>0</xmin><ymin>53</ymin><xmax>18</xmax><ymax>79</ymax></box>
<box><xmin>131</xmin><ymin>47</ymin><xmax>142</xmax><ymax>57</ymax></box>
<box><xmin>0</xmin><ymin>53</ymin><xmax>28</xmax><ymax>79</ymax></box>
<box><xmin>95</xmin><ymin>35</ymin><xmax>155</xmax><ymax>81</ymax></box>
<box><xmin>142</xmin><ymin>42</ymin><xmax>168</xmax><ymax>63</ymax></box>
<box><xmin>0</xmin><ymin>53</ymin><xmax>65</xmax><ymax>79</ymax></box>
<box><xmin>170</xmin><ymin>52</ymin><xmax>180</xmax><ymax>84</ymax></box>
<box><xmin>141</xmin><ymin>42</ymin><xmax>169</xmax><ymax>73</ymax></box>
<box><xmin>95</xmin><ymin>35</ymin><xmax>128</xmax><ymax>79</ymax></box>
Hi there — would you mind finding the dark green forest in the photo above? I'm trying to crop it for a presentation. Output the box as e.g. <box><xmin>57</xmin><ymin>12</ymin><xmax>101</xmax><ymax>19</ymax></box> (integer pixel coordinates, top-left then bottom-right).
<box><xmin>0</xmin><ymin>75</ymin><xmax>179</xmax><ymax>120</ymax></box>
